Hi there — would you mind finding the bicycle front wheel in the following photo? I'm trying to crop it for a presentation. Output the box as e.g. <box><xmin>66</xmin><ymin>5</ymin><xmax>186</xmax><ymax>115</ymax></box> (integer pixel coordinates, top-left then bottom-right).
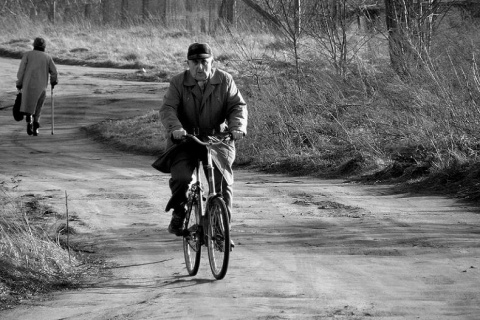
<box><xmin>183</xmin><ymin>197</ymin><xmax>202</xmax><ymax>276</ymax></box>
<box><xmin>207</xmin><ymin>196</ymin><xmax>230</xmax><ymax>280</ymax></box>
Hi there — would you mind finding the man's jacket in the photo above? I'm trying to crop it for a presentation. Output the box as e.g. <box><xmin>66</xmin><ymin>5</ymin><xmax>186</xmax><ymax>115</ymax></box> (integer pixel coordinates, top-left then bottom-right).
<box><xmin>152</xmin><ymin>68</ymin><xmax>248</xmax><ymax>185</ymax></box>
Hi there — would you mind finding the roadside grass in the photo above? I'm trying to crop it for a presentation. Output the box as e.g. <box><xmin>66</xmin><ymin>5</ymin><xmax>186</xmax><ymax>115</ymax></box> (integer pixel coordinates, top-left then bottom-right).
<box><xmin>0</xmin><ymin>178</ymin><xmax>99</xmax><ymax>310</ymax></box>
<box><xmin>0</xmin><ymin>15</ymin><xmax>245</xmax><ymax>78</ymax></box>
<box><xmin>81</xmin><ymin>110</ymin><xmax>167</xmax><ymax>156</ymax></box>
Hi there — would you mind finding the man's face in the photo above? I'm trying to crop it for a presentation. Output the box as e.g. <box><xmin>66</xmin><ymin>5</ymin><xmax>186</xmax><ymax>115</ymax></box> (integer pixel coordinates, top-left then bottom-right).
<box><xmin>188</xmin><ymin>57</ymin><xmax>213</xmax><ymax>81</ymax></box>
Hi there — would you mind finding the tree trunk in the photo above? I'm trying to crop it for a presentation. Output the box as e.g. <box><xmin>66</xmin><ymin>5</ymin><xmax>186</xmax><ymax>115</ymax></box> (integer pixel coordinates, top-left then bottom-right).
<box><xmin>142</xmin><ymin>0</ymin><xmax>151</xmax><ymax>21</ymax></box>
<box><xmin>84</xmin><ymin>3</ymin><xmax>92</xmax><ymax>20</ymax></box>
<box><xmin>160</xmin><ymin>0</ymin><xmax>168</xmax><ymax>26</ymax></box>
<box><xmin>102</xmin><ymin>0</ymin><xmax>110</xmax><ymax>25</ymax></box>
<box><xmin>121</xmin><ymin>0</ymin><xmax>128</xmax><ymax>26</ymax></box>
<box><xmin>219</xmin><ymin>0</ymin><xmax>236</xmax><ymax>25</ymax></box>
<box><xmin>384</xmin><ymin>0</ymin><xmax>409</xmax><ymax>76</ymax></box>
<box><xmin>241</xmin><ymin>0</ymin><xmax>281</xmax><ymax>27</ymax></box>
<box><xmin>384</xmin><ymin>0</ymin><xmax>442</xmax><ymax>77</ymax></box>
<box><xmin>294</xmin><ymin>0</ymin><xmax>300</xmax><ymax>36</ymax></box>
<box><xmin>29</xmin><ymin>7</ymin><xmax>37</xmax><ymax>20</ymax></box>
<box><xmin>185</xmin><ymin>0</ymin><xmax>193</xmax><ymax>31</ymax></box>
<box><xmin>48</xmin><ymin>0</ymin><xmax>56</xmax><ymax>24</ymax></box>
<box><xmin>208</xmin><ymin>0</ymin><xmax>215</xmax><ymax>33</ymax></box>
<box><xmin>201</xmin><ymin>17</ymin><xmax>207</xmax><ymax>33</ymax></box>
<box><xmin>226</xmin><ymin>0</ymin><xmax>236</xmax><ymax>24</ymax></box>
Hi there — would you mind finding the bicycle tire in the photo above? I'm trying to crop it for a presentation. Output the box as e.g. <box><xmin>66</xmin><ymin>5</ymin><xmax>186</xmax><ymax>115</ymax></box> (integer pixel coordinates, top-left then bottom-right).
<box><xmin>183</xmin><ymin>188</ymin><xmax>202</xmax><ymax>276</ymax></box>
<box><xmin>207</xmin><ymin>196</ymin><xmax>230</xmax><ymax>280</ymax></box>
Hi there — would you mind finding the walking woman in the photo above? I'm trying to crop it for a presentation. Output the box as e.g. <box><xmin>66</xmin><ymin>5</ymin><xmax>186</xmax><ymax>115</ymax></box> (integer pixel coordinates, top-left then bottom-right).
<box><xmin>16</xmin><ymin>37</ymin><xmax>58</xmax><ymax>136</ymax></box>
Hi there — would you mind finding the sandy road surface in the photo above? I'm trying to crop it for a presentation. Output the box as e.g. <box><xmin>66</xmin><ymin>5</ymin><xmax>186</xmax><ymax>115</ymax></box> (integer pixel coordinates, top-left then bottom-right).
<box><xmin>0</xmin><ymin>57</ymin><xmax>479</xmax><ymax>320</ymax></box>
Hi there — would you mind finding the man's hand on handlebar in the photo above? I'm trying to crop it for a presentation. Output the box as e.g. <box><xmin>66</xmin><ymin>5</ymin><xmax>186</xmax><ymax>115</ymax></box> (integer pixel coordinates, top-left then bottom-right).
<box><xmin>172</xmin><ymin>128</ymin><xmax>244</xmax><ymax>141</ymax></box>
<box><xmin>172</xmin><ymin>128</ymin><xmax>187</xmax><ymax>140</ymax></box>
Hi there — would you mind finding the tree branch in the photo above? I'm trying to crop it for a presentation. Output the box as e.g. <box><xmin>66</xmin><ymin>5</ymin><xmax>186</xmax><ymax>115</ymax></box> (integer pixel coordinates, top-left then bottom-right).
<box><xmin>240</xmin><ymin>0</ymin><xmax>281</xmax><ymax>27</ymax></box>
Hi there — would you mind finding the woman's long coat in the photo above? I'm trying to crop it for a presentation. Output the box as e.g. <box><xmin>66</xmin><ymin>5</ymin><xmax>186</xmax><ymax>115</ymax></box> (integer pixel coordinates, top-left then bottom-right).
<box><xmin>16</xmin><ymin>50</ymin><xmax>58</xmax><ymax>114</ymax></box>
<box><xmin>153</xmin><ymin>68</ymin><xmax>248</xmax><ymax>185</ymax></box>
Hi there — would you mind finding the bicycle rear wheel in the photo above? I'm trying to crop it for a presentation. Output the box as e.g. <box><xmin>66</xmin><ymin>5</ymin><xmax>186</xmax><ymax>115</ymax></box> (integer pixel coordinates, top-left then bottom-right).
<box><xmin>207</xmin><ymin>196</ymin><xmax>230</xmax><ymax>280</ymax></box>
<box><xmin>183</xmin><ymin>191</ymin><xmax>202</xmax><ymax>276</ymax></box>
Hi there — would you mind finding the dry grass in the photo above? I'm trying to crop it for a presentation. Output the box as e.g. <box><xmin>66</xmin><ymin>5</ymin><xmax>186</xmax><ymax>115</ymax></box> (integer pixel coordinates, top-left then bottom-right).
<box><xmin>0</xmin><ymin>179</ymin><xmax>84</xmax><ymax>310</ymax></box>
<box><xmin>82</xmin><ymin>110</ymin><xmax>167</xmax><ymax>156</ymax></box>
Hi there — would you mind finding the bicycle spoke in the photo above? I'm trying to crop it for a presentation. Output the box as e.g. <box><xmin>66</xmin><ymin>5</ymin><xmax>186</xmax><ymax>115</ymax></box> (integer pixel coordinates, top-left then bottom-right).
<box><xmin>207</xmin><ymin>197</ymin><xmax>230</xmax><ymax>280</ymax></box>
<box><xmin>183</xmin><ymin>192</ymin><xmax>202</xmax><ymax>276</ymax></box>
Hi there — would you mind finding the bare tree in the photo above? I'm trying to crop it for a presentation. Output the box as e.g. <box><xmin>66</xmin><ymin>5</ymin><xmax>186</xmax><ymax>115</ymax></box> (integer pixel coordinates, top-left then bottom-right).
<box><xmin>48</xmin><ymin>0</ymin><xmax>56</xmax><ymax>23</ymax></box>
<box><xmin>159</xmin><ymin>0</ymin><xmax>167</xmax><ymax>26</ymax></box>
<box><xmin>240</xmin><ymin>0</ymin><xmax>281</xmax><ymax>27</ymax></box>
<box><xmin>84</xmin><ymin>2</ymin><xmax>92</xmax><ymax>20</ymax></box>
<box><xmin>219</xmin><ymin>0</ymin><xmax>237</xmax><ymax>25</ymax></box>
<box><xmin>302</xmin><ymin>0</ymin><xmax>360</xmax><ymax>77</ymax></box>
<box><xmin>142</xmin><ymin>0</ymin><xmax>151</xmax><ymax>21</ymax></box>
<box><xmin>185</xmin><ymin>0</ymin><xmax>193</xmax><ymax>30</ymax></box>
<box><xmin>102</xmin><ymin>0</ymin><xmax>110</xmax><ymax>25</ymax></box>
<box><xmin>236</xmin><ymin>0</ymin><xmax>305</xmax><ymax>80</ymax></box>
<box><xmin>262</xmin><ymin>0</ymin><xmax>303</xmax><ymax>79</ymax></box>
<box><xmin>120</xmin><ymin>0</ymin><xmax>128</xmax><ymax>26</ymax></box>
<box><xmin>208</xmin><ymin>0</ymin><xmax>215</xmax><ymax>32</ymax></box>
<box><xmin>227</xmin><ymin>0</ymin><xmax>236</xmax><ymax>24</ymax></box>
<box><xmin>384</xmin><ymin>0</ymin><xmax>445</xmax><ymax>77</ymax></box>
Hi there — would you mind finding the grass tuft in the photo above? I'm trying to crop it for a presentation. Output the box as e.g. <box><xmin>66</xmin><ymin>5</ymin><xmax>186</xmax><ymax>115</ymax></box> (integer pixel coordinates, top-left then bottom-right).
<box><xmin>82</xmin><ymin>110</ymin><xmax>167</xmax><ymax>156</ymax></box>
<box><xmin>0</xmin><ymin>179</ymin><xmax>90</xmax><ymax>310</ymax></box>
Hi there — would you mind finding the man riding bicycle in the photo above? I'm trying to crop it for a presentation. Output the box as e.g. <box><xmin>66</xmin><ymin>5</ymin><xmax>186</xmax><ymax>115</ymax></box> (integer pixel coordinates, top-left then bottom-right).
<box><xmin>153</xmin><ymin>42</ymin><xmax>248</xmax><ymax>240</ymax></box>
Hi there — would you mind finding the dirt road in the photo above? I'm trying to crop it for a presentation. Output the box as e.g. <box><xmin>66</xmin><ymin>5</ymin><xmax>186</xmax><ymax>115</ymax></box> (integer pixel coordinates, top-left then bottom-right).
<box><xmin>0</xmin><ymin>57</ymin><xmax>479</xmax><ymax>320</ymax></box>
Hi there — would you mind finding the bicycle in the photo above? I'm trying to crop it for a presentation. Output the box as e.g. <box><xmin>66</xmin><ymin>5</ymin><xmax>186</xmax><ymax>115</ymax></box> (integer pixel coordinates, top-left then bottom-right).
<box><xmin>181</xmin><ymin>132</ymin><xmax>232</xmax><ymax>280</ymax></box>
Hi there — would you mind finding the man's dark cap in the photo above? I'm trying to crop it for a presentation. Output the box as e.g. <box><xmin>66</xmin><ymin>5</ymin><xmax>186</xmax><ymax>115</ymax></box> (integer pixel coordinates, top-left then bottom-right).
<box><xmin>33</xmin><ymin>37</ymin><xmax>46</xmax><ymax>49</ymax></box>
<box><xmin>187</xmin><ymin>43</ymin><xmax>212</xmax><ymax>60</ymax></box>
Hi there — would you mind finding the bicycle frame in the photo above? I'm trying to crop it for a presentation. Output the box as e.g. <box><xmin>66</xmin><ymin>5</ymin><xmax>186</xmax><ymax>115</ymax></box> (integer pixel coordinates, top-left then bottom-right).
<box><xmin>182</xmin><ymin>133</ymin><xmax>232</xmax><ymax>279</ymax></box>
<box><xmin>190</xmin><ymin>135</ymin><xmax>227</xmax><ymax>227</ymax></box>
<box><xmin>188</xmin><ymin>133</ymin><xmax>230</xmax><ymax>198</ymax></box>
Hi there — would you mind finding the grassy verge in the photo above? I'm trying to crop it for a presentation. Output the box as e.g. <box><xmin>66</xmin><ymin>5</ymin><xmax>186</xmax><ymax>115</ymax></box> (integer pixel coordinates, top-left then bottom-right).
<box><xmin>81</xmin><ymin>110</ymin><xmax>167</xmax><ymax>156</ymax></box>
<box><xmin>0</xmin><ymin>178</ymin><xmax>102</xmax><ymax>310</ymax></box>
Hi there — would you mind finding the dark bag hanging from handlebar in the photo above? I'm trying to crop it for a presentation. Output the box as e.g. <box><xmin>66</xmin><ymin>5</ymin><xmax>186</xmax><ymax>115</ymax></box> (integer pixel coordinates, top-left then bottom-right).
<box><xmin>13</xmin><ymin>92</ymin><xmax>24</xmax><ymax>122</ymax></box>
<box><xmin>152</xmin><ymin>145</ymin><xmax>178</xmax><ymax>173</ymax></box>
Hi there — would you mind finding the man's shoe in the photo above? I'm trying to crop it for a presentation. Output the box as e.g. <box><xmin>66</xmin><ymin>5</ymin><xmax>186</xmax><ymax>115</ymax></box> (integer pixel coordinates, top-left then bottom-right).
<box><xmin>33</xmin><ymin>122</ymin><xmax>40</xmax><ymax>136</ymax></box>
<box><xmin>168</xmin><ymin>211</ymin><xmax>185</xmax><ymax>236</ymax></box>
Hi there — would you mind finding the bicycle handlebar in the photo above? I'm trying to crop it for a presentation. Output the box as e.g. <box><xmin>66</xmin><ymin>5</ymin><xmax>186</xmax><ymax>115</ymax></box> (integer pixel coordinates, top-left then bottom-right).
<box><xmin>184</xmin><ymin>132</ymin><xmax>232</xmax><ymax>146</ymax></box>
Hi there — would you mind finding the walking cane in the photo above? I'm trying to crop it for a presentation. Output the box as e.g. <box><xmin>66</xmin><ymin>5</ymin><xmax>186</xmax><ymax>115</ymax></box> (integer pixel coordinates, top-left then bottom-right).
<box><xmin>51</xmin><ymin>86</ymin><xmax>54</xmax><ymax>135</ymax></box>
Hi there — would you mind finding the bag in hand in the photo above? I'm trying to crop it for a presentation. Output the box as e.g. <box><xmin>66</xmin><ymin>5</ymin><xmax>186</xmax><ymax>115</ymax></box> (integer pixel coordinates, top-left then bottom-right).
<box><xmin>13</xmin><ymin>92</ymin><xmax>23</xmax><ymax>122</ymax></box>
